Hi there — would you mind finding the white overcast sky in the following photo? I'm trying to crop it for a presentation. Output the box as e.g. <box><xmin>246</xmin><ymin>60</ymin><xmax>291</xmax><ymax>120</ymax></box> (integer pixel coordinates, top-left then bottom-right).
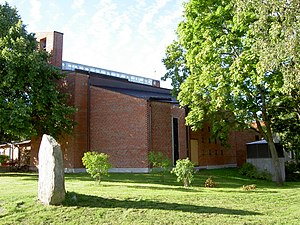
<box><xmin>1</xmin><ymin>0</ymin><xmax>185</xmax><ymax>88</ymax></box>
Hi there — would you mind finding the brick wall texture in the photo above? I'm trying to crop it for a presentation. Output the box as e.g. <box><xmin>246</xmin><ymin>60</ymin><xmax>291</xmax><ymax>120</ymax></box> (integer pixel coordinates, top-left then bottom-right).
<box><xmin>90</xmin><ymin>86</ymin><xmax>149</xmax><ymax>168</ymax></box>
<box><xmin>29</xmin><ymin>31</ymin><xmax>258</xmax><ymax>170</ymax></box>
<box><xmin>30</xmin><ymin>70</ymin><xmax>258</xmax><ymax>170</ymax></box>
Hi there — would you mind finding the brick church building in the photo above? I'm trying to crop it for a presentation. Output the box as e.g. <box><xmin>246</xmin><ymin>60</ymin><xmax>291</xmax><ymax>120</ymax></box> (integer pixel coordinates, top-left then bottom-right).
<box><xmin>29</xmin><ymin>31</ymin><xmax>258</xmax><ymax>172</ymax></box>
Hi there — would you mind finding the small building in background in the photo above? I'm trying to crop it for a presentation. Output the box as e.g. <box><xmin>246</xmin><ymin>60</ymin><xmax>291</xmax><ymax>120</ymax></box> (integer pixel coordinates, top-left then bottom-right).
<box><xmin>0</xmin><ymin>140</ymin><xmax>31</xmax><ymax>168</ymax></box>
<box><xmin>246</xmin><ymin>140</ymin><xmax>286</xmax><ymax>181</ymax></box>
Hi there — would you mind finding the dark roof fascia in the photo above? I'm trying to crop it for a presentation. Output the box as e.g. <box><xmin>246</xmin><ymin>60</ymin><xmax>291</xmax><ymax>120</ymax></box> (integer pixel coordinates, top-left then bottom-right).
<box><xmin>98</xmin><ymin>86</ymin><xmax>177</xmax><ymax>102</ymax></box>
<box><xmin>75</xmin><ymin>69</ymin><xmax>130</xmax><ymax>83</ymax></box>
<box><xmin>83</xmin><ymin>70</ymin><xmax>171</xmax><ymax>93</ymax></box>
<box><xmin>148</xmin><ymin>97</ymin><xmax>178</xmax><ymax>104</ymax></box>
<box><xmin>73</xmin><ymin>69</ymin><xmax>178</xmax><ymax>102</ymax></box>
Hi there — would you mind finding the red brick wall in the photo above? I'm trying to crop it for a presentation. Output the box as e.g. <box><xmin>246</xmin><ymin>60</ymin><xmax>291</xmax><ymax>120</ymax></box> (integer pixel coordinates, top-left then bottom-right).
<box><xmin>89</xmin><ymin>87</ymin><xmax>149</xmax><ymax>168</ymax></box>
<box><xmin>30</xmin><ymin>72</ymin><xmax>89</xmax><ymax>169</ymax></box>
<box><xmin>150</xmin><ymin>102</ymin><xmax>187</xmax><ymax>163</ymax></box>
<box><xmin>190</xmin><ymin>123</ymin><xmax>235</xmax><ymax>167</ymax></box>
<box><xmin>35</xmin><ymin>31</ymin><xmax>63</xmax><ymax>68</ymax></box>
<box><xmin>66</xmin><ymin>73</ymin><xmax>89</xmax><ymax>168</ymax></box>
<box><xmin>190</xmin><ymin>124</ymin><xmax>260</xmax><ymax>167</ymax></box>
<box><xmin>171</xmin><ymin>105</ymin><xmax>188</xmax><ymax>160</ymax></box>
<box><xmin>229</xmin><ymin>129</ymin><xmax>260</xmax><ymax>167</ymax></box>
<box><xmin>150</xmin><ymin>101</ymin><xmax>172</xmax><ymax>159</ymax></box>
<box><xmin>30</xmin><ymin>136</ymin><xmax>41</xmax><ymax>169</ymax></box>
<box><xmin>30</xmin><ymin>69</ymin><xmax>258</xmax><ymax>170</ymax></box>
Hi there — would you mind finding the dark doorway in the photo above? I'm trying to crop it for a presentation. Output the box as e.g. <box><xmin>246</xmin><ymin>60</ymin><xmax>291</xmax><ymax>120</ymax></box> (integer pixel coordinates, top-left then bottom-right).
<box><xmin>172</xmin><ymin>118</ymin><xmax>179</xmax><ymax>165</ymax></box>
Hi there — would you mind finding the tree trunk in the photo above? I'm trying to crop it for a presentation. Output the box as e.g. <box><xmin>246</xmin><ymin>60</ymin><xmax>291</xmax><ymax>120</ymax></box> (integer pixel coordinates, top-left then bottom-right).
<box><xmin>258</xmin><ymin>88</ymin><xmax>284</xmax><ymax>185</ymax></box>
<box><xmin>268</xmin><ymin>140</ymin><xmax>284</xmax><ymax>185</ymax></box>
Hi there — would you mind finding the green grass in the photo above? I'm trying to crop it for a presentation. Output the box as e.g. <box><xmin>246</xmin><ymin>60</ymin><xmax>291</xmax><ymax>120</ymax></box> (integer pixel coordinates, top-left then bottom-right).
<box><xmin>0</xmin><ymin>168</ymin><xmax>300</xmax><ymax>224</ymax></box>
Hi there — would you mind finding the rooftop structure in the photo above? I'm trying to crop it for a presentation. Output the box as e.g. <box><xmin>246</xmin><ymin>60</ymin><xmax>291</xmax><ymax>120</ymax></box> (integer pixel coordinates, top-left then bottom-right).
<box><xmin>35</xmin><ymin>31</ymin><xmax>160</xmax><ymax>87</ymax></box>
<box><xmin>62</xmin><ymin>61</ymin><xmax>160</xmax><ymax>87</ymax></box>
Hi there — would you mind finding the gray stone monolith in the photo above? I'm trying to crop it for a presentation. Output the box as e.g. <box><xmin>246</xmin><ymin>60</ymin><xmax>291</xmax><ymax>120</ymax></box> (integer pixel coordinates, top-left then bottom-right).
<box><xmin>38</xmin><ymin>134</ymin><xmax>65</xmax><ymax>205</ymax></box>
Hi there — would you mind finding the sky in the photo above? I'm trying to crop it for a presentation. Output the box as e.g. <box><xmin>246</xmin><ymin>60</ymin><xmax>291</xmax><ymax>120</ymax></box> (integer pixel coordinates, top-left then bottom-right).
<box><xmin>1</xmin><ymin>0</ymin><xmax>186</xmax><ymax>88</ymax></box>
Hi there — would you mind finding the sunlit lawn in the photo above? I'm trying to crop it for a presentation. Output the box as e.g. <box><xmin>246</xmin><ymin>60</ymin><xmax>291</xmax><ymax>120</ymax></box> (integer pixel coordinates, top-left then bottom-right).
<box><xmin>0</xmin><ymin>168</ymin><xmax>299</xmax><ymax>224</ymax></box>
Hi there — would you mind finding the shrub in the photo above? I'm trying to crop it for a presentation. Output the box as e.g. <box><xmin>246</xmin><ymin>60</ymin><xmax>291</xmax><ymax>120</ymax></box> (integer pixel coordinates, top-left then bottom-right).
<box><xmin>241</xmin><ymin>184</ymin><xmax>257</xmax><ymax>191</ymax></box>
<box><xmin>82</xmin><ymin>152</ymin><xmax>112</xmax><ymax>184</ymax></box>
<box><xmin>204</xmin><ymin>176</ymin><xmax>216</xmax><ymax>188</ymax></box>
<box><xmin>285</xmin><ymin>161</ymin><xmax>300</xmax><ymax>181</ymax></box>
<box><xmin>148</xmin><ymin>151</ymin><xmax>171</xmax><ymax>182</ymax></box>
<box><xmin>0</xmin><ymin>155</ymin><xmax>9</xmax><ymax>165</ymax></box>
<box><xmin>239</xmin><ymin>162</ymin><xmax>271</xmax><ymax>180</ymax></box>
<box><xmin>255</xmin><ymin>170</ymin><xmax>272</xmax><ymax>180</ymax></box>
<box><xmin>171</xmin><ymin>158</ymin><xmax>194</xmax><ymax>187</ymax></box>
<box><xmin>239</xmin><ymin>162</ymin><xmax>257</xmax><ymax>177</ymax></box>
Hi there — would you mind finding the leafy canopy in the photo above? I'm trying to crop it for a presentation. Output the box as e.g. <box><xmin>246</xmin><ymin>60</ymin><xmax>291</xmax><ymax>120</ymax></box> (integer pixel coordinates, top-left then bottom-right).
<box><xmin>163</xmin><ymin>0</ymin><xmax>300</xmax><ymax>184</ymax></box>
<box><xmin>0</xmin><ymin>3</ymin><xmax>75</xmax><ymax>142</ymax></box>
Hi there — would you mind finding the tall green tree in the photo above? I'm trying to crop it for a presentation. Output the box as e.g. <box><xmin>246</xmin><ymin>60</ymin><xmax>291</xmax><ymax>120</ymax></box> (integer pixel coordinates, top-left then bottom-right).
<box><xmin>0</xmin><ymin>3</ymin><xmax>75</xmax><ymax>142</ymax></box>
<box><xmin>163</xmin><ymin>0</ymin><xmax>300</xmax><ymax>184</ymax></box>
<box><xmin>161</xmin><ymin>41</ymin><xmax>190</xmax><ymax>96</ymax></box>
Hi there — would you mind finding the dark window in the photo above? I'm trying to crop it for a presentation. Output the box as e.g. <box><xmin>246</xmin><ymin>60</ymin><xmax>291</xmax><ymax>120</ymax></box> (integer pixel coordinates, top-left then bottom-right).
<box><xmin>172</xmin><ymin>118</ymin><xmax>179</xmax><ymax>165</ymax></box>
<box><xmin>40</xmin><ymin>38</ymin><xmax>46</xmax><ymax>50</ymax></box>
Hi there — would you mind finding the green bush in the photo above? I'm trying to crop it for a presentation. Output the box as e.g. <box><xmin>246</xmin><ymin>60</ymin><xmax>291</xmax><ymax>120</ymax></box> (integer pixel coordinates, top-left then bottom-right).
<box><xmin>239</xmin><ymin>162</ymin><xmax>257</xmax><ymax>177</ymax></box>
<box><xmin>239</xmin><ymin>162</ymin><xmax>271</xmax><ymax>180</ymax></box>
<box><xmin>0</xmin><ymin>155</ymin><xmax>9</xmax><ymax>165</ymax></box>
<box><xmin>285</xmin><ymin>161</ymin><xmax>300</xmax><ymax>181</ymax></box>
<box><xmin>171</xmin><ymin>158</ymin><xmax>194</xmax><ymax>187</ymax></box>
<box><xmin>255</xmin><ymin>170</ymin><xmax>272</xmax><ymax>180</ymax></box>
<box><xmin>148</xmin><ymin>151</ymin><xmax>171</xmax><ymax>182</ymax></box>
<box><xmin>204</xmin><ymin>176</ymin><xmax>216</xmax><ymax>188</ymax></box>
<box><xmin>82</xmin><ymin>152</ymin><xmax>112</xmax><ymax>184</ymax></box>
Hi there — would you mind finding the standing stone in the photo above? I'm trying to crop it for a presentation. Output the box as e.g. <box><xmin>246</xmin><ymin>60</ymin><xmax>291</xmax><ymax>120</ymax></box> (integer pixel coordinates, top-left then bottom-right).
<box><xmin>38</xmin><ymin>134</ymin><xmax>65</xmax><ymax>205</ymax></box>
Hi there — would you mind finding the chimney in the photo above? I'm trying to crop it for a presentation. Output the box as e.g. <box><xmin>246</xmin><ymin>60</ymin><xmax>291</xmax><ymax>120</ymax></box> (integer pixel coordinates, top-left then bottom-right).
<box><xmin>35</xmin><ymin>31</ymin><xmax>63</xmax><ymax>68</ymax></box>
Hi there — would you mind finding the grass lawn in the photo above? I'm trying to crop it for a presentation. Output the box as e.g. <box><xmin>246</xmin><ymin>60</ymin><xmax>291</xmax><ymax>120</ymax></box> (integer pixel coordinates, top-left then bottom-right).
<box><xmin>0</xmin><ymin>168</ymin><xmax>299</xmax><ymax>225</ymax></box>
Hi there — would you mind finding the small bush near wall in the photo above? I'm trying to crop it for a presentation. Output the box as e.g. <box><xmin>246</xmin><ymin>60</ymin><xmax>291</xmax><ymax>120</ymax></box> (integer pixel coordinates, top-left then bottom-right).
<box><xmin>171</xmin><ymin>158</ymin><xmax>194</xmax><ymax>187</ymax></box>
<box><xmin>0</xmin><ymin>155</ymin><xmax>9</xmax><ymax>165</ymax></box>
<box><xmin>239</xmin><ymin>162</ymin><xmax>271</xmax><ymax>180</ymax></box>
<box><xmin>148</xmin><ymin>151</ymin><xmax>171</xmax><ymax>182</ymax></box>
<box><xmin>82</xmin><ymin>152</ymin><xmax>112</xmax><ymax>184</ymax></box>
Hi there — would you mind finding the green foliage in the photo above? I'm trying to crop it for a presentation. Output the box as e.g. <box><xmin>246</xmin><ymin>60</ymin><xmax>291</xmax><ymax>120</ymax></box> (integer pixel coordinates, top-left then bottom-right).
<box><xmin>285</xmin><ymin>161</ymin><xmax>300</xmax><ymax>182</ymax></box>
<box><xmin>0</xmin><ymin>154</ymin><xmax>9</xmax><ymax>165</ymax></box>
<box><xmin>148</xmin><ymin>151</ymin><xmax>171</xmax><ymax>182</ymax></box>
<box><xmin>239</xmin><ymin>162</ymin><xmax>257</xmax><ymax>178</ymax></box>
<box><xmin>204</xmin><ymin>176</ymin><xmax>216</xmax><ymax>188</ymax></box>
<box><xmin>82</xmin><ymin>151</ymin><xmax>112</xmax><ymax>184</ymax></box>
<box><xmin>270</xmin><ymin>93</ymin><xmax>300</xmax><ymax>161</ymax></box>
<box><xmin>239</xmin><ymin>163</ymin><xmax>271</xmax><ymax>181</ymax></box>
<box><xmin>0</xmin><ymin>3</ymin><xmax>75</xmax><ymax>142</ymax></box>
<box><xmin>163</xmin><ymin>0</ymin><xmax>300</xmax><ymax>184</ymax></box>
<box><xmin>161</xmin><ymin>41</ymin><xmax>190</xmax><ymax>96</ymax></box>
<box><xmin>171</xmin><ymin>158</ymin><xmax>194</xmax><ymax>187</ymax></box>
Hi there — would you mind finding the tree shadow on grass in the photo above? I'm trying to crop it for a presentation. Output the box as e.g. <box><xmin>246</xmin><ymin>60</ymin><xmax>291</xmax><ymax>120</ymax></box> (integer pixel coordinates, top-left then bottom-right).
<box><xmin>101</xmin><ymin>183</ymin><xmax>200</xmax><ymax>192</ymax></box>
<box><xmin>0</xmin><ymin>172</ymin><xmax>38</xmax><ymax>179</ymax></box>
<box><xmin>64</xmin><ymin>192</ymin><xmax>262</xmax><ymax>216</ymax></box>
